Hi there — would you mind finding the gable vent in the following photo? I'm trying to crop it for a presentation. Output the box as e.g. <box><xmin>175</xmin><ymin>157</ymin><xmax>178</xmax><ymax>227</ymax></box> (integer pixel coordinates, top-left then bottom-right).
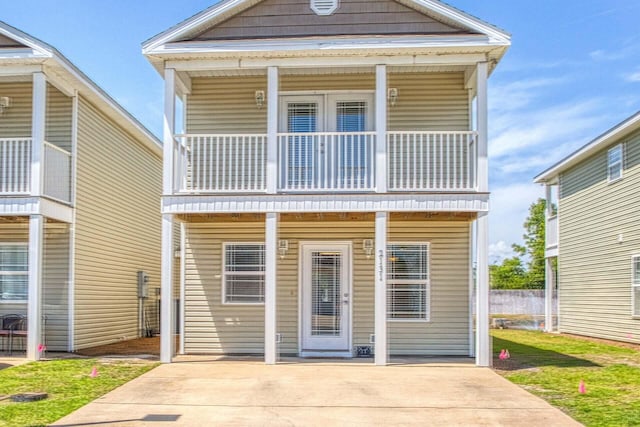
<box><xmin>311</xmin><ymin>0</ymin><xmax>339</xmax><ymax>16</ymax></box>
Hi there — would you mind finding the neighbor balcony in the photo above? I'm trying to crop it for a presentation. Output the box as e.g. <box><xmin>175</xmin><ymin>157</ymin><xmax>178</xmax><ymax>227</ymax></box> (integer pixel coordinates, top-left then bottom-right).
<box><xmin>172</xmin><ymin>131</ymin><xmax>477</xmax><ymax>194</ymax></box>
<box><xmin>0</xmin><ymin>138</ymin><xmax>72</xmax><ymax>203</ymax></box>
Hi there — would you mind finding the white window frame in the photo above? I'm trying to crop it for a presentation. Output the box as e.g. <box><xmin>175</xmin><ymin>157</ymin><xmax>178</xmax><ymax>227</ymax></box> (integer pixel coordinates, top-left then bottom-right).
<box><xmin>608</xmin><ymin>144</ymin><xmax>623</xmax><ymax>183</ymax></box>
<box><xmin>632</xmin><ymin>254</ymin><xmax>640</xmax><ymax>318</ymax></box>
<box><xmin>222</xmin><ymin>242</ymin><xmax>265</xmax><ymax>306</ymax></box>
<box><xmin>0</xmin><ymin>243</ymin><xmax>28</xmax><ymax>304</ymax></box>
<box><xmin>387</xmin><ymin>242</ymin><xmax>431</xmax><ymax>322</ymax></box>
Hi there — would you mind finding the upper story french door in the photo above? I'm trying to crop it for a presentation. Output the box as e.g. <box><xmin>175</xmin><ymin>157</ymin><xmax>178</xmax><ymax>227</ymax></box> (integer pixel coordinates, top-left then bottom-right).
<box><xmin>279</xmin><ymin>93</ymin><xmax>375</xmax><ymax>191</ymax></box>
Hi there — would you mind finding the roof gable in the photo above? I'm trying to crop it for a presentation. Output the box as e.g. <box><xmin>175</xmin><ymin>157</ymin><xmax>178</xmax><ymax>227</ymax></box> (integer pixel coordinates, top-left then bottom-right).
<box><xmin>0</xmin><ymin>33</ymin><xmax>27</xmax><ymax>48</ymax></box>
<box><xmin>190</xmin><ymin>0</ymin><xmax>472</xmax><ymax>41</ymax></box>
<box><xmin>144</xmin><ymin>0</ymin><xmax>510</xmax><ymax>52</ymax></box>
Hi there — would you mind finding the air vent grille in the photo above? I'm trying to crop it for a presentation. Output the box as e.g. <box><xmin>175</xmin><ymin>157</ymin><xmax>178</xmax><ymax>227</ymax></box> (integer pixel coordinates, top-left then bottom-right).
<box><xmin>311</xmin><ymin>0</ymin><xmax>339</xmax><ymax>16</ymax></box>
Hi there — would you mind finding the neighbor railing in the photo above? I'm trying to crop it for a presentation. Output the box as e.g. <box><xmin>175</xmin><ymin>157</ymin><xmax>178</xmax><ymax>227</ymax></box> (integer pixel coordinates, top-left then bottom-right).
<box><xmin>43</xmin><ymin>142</ymin><xmax>72</xmax><ymax>203</ymax></box>
<box><xmin>278</xmin><ymin>132</ymin><xmax>376</xmax><ymax>192</ymax></box>
<box><xmin>387</xmin><ymin>131</ymin><xmax>477</xmax><ymax>191</ymax></box>
<box><xmin>546</xmin><ymin>215</ymin><xmax>558</xmax><ymax>250</ymax></box>
<box><xmin>0</xmin><ymin>138</ymin><xmax>32</xmax><ymax>195</ymax></box>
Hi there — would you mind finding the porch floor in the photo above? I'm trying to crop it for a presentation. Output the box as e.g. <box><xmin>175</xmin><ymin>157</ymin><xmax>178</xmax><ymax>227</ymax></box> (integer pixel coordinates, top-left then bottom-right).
<box><xmin>51</xmin><ymin>359</ymin><xmax>580</xmax><ymax>427</ymax></box>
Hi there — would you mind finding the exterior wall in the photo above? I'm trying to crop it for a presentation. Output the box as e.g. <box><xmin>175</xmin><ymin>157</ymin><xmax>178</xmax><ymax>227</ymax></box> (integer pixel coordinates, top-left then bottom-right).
<box><xmin>46</xmin><ymin>84</ymin><xmax>73</xmax><ymax>151</ymax></box>
<box><xmin>186</xmin><ymin>72</ymin><xmax>469</xmax><ymax>133</ymax></box>
<box><xmin>73</xmin><ymin>96</ymin><xmax>162</xmax><ymax>350</ymax></box>
<box><xmin>557</xmin><ymin>128</ymin><xmax>640</xmax><ymax>343</ymax></box>
<box><xmin>0</xmin><ymin>221</ymin><xmax>70</xmax><ymax>351</ymax></box>
<box><xmin>0</xmin><ymin>82</ymin><xmax>32</xmax><ymax>138</ymax></box>
<box><xmin>183</xmin><ymin>218</ymin><xmax>470</xmax><ymax>356</ymax></box>
<box><xmin>192</xmin><ymin>0</ymin><xmax>467</xmax><ymax>40</ymax></box>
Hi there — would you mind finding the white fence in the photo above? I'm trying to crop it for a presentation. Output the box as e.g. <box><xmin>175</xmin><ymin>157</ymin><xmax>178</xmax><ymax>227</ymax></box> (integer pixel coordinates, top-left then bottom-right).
<box><xmin>0</xmin><ymin>138</ymin><xmax>32</xmax><ymax>194</ymax></box>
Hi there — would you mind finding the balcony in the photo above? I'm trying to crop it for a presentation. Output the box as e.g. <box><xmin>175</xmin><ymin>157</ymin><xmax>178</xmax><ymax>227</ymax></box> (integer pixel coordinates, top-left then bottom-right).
<box><xmin>173</xmin><ymin>131</ymin><xmax>477</xmax><ymax>194</ymax></box>
<box><xmin>545</xmin><ymin>215</ymin><xmax>558</xmax><ymax>257</ymax></box>
<box><xmin>0</xmin><ymin>138</ymin><xmax>72</xmax><ymax>203</ymax></box>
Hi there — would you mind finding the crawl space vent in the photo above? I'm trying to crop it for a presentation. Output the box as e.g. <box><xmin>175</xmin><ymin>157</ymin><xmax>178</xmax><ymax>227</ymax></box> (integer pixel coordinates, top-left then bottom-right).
<box><xmin>311</xmin><ymin>0</ymin><xmax>339</xmax><ymax>16</ymax></box>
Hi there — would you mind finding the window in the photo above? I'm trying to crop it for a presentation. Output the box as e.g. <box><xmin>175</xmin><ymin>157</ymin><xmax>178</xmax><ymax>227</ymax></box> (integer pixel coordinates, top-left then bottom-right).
<box><xmin>633</xmin><ymin>256</ymin><xmax>640</xmax><ymax>317</ymax></box>
<box><xmin>0</xmin><ymin>244</ymin><xmax>28</xmax><ymax>302</ymax></box>
<box><xmin>223</xmin><ymin>243</ymin><xmax>265</xmax><ymax>304</ymax></box>
<box><xmin>387</xmin><ymin>243</ymin><xmax>430</xmax><ymax>321</ymax></box>
<box><xmin>608</xmin><ymin>144</ymin><xmax>623</xmax><ymax>182</ymax></box>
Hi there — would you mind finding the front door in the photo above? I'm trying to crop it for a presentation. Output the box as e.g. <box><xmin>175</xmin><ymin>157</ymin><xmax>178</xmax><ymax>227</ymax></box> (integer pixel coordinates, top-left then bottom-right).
<box><xmin>301</xmin><ymin>243</ymin><xmax>351</xmax><ymax>355</ymax></box>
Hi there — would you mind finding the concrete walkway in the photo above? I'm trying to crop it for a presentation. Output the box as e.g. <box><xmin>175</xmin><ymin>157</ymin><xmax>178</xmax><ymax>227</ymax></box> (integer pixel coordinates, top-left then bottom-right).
<box><xmin>52</xmin><ymin>359</ymin><xmax>582</xmax><ymax>427</ymax></box>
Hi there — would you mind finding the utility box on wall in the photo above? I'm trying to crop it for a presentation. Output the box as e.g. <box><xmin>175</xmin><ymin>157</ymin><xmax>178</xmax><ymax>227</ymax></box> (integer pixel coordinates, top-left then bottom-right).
<box><xmin>137</xmin><ymin>271</ymin><xmax>150</xmax><ymax>298</ymax></box>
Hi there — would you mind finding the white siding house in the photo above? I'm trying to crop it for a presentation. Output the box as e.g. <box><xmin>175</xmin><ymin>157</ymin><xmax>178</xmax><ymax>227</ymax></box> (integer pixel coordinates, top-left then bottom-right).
<box><xmin>143</xmin><ymin>0</ymin><xmax>510</xmax><ymax>366</ymax></box>
<box><xmin>0</xmin><ymin>22</ymin><xmax>162</xmax><ymax>359</ymax></box>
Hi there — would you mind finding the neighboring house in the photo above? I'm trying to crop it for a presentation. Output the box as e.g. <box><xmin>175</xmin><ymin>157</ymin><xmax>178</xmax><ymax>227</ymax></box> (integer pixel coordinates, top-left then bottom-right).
<box><xmin>143</xmin><ymin>0</ymin><xmax>510</xmax><ymax>366</ymax></box>
<box><xmin>0</xmin><ymin>22</ymin><xmax>162</xmax><ymax>359</ymax></box>
<box><xmin>535</xmin><ymin>111</ymin><xmax>640</xmax><ymax>344</ymax></box>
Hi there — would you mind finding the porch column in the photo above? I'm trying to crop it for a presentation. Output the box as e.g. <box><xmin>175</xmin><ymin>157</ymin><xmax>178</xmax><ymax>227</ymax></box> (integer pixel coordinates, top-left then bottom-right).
<box><xmin>265</xmin><ymin>212</ymin><xmax>278</xmax><ymax>364</ymax></box>
<box><xmin>266</xmin><ymin>67</ymin><xmax>279</xmax><ymax>194</ymax></box>
<box><xmin>476</xmin><ymin>62</ymin><xmax>488</xmax><ymax>193</ymax></box>
<box><xmin>163</xmin><ymin>68</ymin><xmax>176</xmax><ymax>195</ymax></box>
<box><xmin>31</xmin><ymin>72</ymin><xmax>47</xmax><ymax>197</ymax></box>
<box><xmin>27</xmin><ymin>214</ymin><xmax>44</xmax><ymax>360</ymax></box>
<box><xmin>375</xmin><ymin>65</ymin><xmax>387</xmax><ymax>193</ymax></box>
<box><xmin>374</xmin><ymin>211</ymin><xmax>388</xmax><ymax>365</ymax></box>
<box><xmin>544</xmin><ymin>184</ymin><xmax>554</xmax><ymax>333</ymax></box>
<box><xmin>160</xmin><ymin>214</ymin><xmax>175</xmax><ymax>363</ymax></box>
<box><xmin>475</xmin><ymin>212</ymin><xmax>490</xmax><ymax>367</ymax></box>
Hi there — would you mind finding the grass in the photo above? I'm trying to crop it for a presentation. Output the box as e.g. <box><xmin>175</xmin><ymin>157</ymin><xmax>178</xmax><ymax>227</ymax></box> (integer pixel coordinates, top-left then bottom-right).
<box><xmin>493</xmin><ymin>330</ymin><xmax>640</xmax><ymax>427</ymax></box>
<box><xmin>0</xmin><ymin>358</ymin><xmax>157</xmax><ymax>427</ymax></box>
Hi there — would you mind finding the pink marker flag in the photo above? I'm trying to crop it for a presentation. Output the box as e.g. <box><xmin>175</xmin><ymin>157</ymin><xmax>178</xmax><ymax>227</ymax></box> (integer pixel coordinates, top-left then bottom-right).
<box><xmin>90</xmin><ymin>366</ymin><xmax>99</xmax><ymax>378</ymax></box>
<box><xmin>579</xmin><ymin>380</ymin><xmax>586</xmax><ymax>394</ymax></box>
<box><xmin>499</xmin><ymin>349</ymin><xmax>506</xmax><ymax>360</ymax></box>
<box><xmin>37</xmin><ymin>344</ymin><xmax>46</xmax><ymax>353</ymax></box>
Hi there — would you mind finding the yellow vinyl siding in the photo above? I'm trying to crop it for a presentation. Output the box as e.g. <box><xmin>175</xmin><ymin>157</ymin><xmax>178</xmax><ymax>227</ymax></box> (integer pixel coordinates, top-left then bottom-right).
<box><xmin>73</xmin><ymin>96</ymin><xmax>162</xmax><ymax>350</ymax></box>
<box><xmin>183</xmin><ymin>218</ymin><xmax>470</xmax><ymax>356</ymax></box>
<box><xmin>45</xmin><ymin>84</ymin><xmax>73</xmax><ymax>151</ymax></box>
<box><xmin>0</xmin><ymin>221</ymin><xmax>70</xmax><ymax>351</ymax></box>
<box><xmin>0</xmin><ymin>82</ymin><xmax>32</xmax><ymax>138</ymax></box>
<box><xmin>558</xmin><ymin>129</ymin><xmax>640</xmax><ymax>343</ymax></box>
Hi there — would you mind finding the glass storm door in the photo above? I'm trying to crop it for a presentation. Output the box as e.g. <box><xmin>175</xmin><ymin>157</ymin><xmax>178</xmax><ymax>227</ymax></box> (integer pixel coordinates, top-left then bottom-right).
<box><xmin>301</xmin><ymin>243</ymin><xmax>351</xmax><ymax>352</ymax></box>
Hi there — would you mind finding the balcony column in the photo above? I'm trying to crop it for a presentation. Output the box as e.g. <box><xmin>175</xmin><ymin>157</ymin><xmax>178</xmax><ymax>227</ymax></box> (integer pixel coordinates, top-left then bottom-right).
<box><xmin>31</xmin><ymin>72</ymin><xmax>47</xmax><ymax>197</ymax></box>
<box><xmin>375</xmin><ymin>65</ymin><xmax>387</xmax><ymax>193</ymax></box>
<box><xmin>475</xmin><ymin>212</ymin><xmax>490</xmax><ymax>366</ymax></box>
<box><xmin>264</xmin><ymin>212</ymin><xmax>278</xmax><ymax>364</ymax></box>
<box><xmin>374</xmin><ymin>211</ymin><xmax>388</xmax><ymax>365</ymax></box>
<box><xmin>163</xmin><ymin>68</ymin><xmax>176</xmax><ymax>195</ymax></box>
<box><xmin>266</xmin><ymin>67</ymin><xmax>279</xmax><ymax>194</ymax></box>
<box><xmin>27</xmin><ymin>214</ymin><xmax>44</xmax><ymax>360</ymax></box>
<box><xmin>544</xmin><ymin>184</ymin><xmax>554</xmax><ymax>333</ymax></box>
<box><xmin>160</xmin><ymin>214</ymin><xmax>175</xmax><ymax>363</ymax></box>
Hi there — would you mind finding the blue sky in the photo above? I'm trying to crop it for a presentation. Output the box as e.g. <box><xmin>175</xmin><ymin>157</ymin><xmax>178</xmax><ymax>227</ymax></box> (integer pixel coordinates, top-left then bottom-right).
<box><xmin>3</xmin><ymin>0</ymin><xmax>640</xmax><ymax>263</ymax></box>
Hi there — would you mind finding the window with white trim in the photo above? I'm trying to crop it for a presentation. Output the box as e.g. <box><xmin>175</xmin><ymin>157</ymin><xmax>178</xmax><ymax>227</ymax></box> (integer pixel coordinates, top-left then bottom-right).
<box><xmin>633</xmin><ymin>255</ymin><xmax>640</xmax><ymax>317</ymax></box>
<box><xmin>608</xmin><ymin>144</ymin><xmax>623</xmax><ymax>182</ymax></box>
<box><xmin>0</xmin><ymin>244</ymin><xmax>28</xmax><ymax>302</ymax></box>
<box><xmin>223</xmin><ymin>243</ymin><xmax>265</xmax><ymax>304</ymax></box>
<box><xmin>387</xmin><ymin>243</ymin><xmax>430</xmax><ymax>321</ymax></box>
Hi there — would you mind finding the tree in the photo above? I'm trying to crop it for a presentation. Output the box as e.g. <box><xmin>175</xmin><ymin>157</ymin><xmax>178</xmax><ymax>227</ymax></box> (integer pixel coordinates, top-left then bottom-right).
<box><xmin>489</xmin><ymin>254</ymin><xmax>527</xmax><ymax>289</ymax></box>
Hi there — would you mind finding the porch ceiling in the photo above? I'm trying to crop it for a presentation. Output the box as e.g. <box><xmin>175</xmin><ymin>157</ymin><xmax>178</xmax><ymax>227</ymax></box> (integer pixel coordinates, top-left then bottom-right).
<box><xmin>176</xmin><ymin>211</ymin><xmax>476</xmax><ymax>223</ymax></box>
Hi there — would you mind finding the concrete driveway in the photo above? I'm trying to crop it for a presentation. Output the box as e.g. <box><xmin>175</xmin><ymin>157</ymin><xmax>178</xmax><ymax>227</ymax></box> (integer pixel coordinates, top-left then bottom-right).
<box><xmin>52</xmin><ymin>358</ymin><xmax>581</xmax><ymax>427</ymax></box>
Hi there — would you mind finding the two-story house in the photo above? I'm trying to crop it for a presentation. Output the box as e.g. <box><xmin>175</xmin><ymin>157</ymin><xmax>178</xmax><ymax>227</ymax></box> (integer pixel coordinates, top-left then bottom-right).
<box><xmin>143</xmin><ymin>0</ymin><xmax>510</xmax><ymax>366</ymax></box>
<box><xmin>535</xmin><ymin>111</ymin><xmax>640</xmax><ymax>345</ymax></box>
<box><xmin>1</xmin><ymin>22</ymin><xmax>162</xmax><ymax>359</ymax></box>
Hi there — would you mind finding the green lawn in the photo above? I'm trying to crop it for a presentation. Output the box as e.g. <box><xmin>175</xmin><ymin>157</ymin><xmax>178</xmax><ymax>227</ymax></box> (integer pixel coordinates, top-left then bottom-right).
<box><xmin>493</xmin><ymin>330</ymin><xmax>640</xmax><ymax>427</ymax></box>
<box><xmin>0</xmin><ymin>358</ymin><xmax>157</xmax><ymax>427</ymax></box>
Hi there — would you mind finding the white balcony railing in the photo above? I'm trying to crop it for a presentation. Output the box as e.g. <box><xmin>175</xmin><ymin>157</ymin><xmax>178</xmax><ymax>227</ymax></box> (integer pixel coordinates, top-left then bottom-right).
<box><xmin>0</xmin><ymin>138</ymin><xmax>32</xmax><ymax>195</ymax></box>
<box><xmin>278</xmin><ymin>132</ymin><xmax>376</xmax><ymax>192</ymax></box>
<box><xmin>43</xmin><ymin>141</ymin><xmax>72</xmax><ymax>203</ymax></box>
<box><xmin>387</xmin><ymin>131</ymin><xmax>477</xmax><ymax>191</ymax></box>
<box><xmin>173</xmin><ymin>131</ymin><xmax>478</xmax><ymax>194</ymax></box>
<box><xmin>546</xmin><ymin>215</ymin><xmax>558</xmax><ymax>250</ymax></box>
<box><xmin>176</xmin><ymin>134</ymin><xmax>268</xmax><ymax>193</ymax></box>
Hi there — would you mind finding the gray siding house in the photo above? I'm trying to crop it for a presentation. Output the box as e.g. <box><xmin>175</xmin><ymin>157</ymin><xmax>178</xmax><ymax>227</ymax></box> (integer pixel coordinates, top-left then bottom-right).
<box><xmin>0</xmin><ymin>22</ymin><xmax>162</xmax><ymax>359</ymax></box>
<box><xmin>144</xmin><ymin>0</ymin><xmax>510</xmax><ymax>366</ymax></box>
<box><xmin>535</xmin><ymin>111</ymin><xmax>640</xmax><ymax>344</ymax></box>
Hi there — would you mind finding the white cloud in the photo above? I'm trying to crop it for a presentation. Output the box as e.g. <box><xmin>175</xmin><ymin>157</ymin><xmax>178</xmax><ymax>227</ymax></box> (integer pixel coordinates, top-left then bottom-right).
<box><xmin>624</xmin><ymin>70</ymin><xmax>640</xmax><ymax>83</ymax></box>
<box><xmin>489</xmin><ymin>241</ymin><xmax>516</xmax><ymax>265</ymax></box>
<box><xmin>490</xmin><ymin>77</ymin><xmax>566</xmax><ymax>113</ymax></box>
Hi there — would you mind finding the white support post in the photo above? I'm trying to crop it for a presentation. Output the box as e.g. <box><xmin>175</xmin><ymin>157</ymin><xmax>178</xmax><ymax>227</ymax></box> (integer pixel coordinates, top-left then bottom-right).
<box><xmin>179</xmin><ymin>221</ymin><xmax>186</xmax><ymax>354</ymax></box>
<box><xmin>476</xmin><ymin>62</ymin><xmax>488</xmax><ymax>193</ymax></box>
<box><xmin>31</xmin><ymin>72</ymin><xmax>47</xmax><ymax>197</ymax></box>
<box><xmin>160</xmin><ymin>214</ymin><xmax>175</xmax><ymax>363</ymax></box>
<box><xmin>374</xmin><ymin>211</ymin><xmax>388</xmax><ymax>365</ymax></box>
<box><xmin>375</xmin><ymin>65</ymin><xmax>388</xmax><ymax>193</ymax></box>
<box><xmin>264</xmin><ymin>212</ymin><xmax>278</xmax><ymax>364</ymax></box>
<box><xmin>544</xmin><ymin>185</ymin><xmax>554</xmax><ymax>333</ymax></box>
<box><xmin>266</xmin><ymin>67</ymin><xmax>279</xmax><ymax>194</ymax></box>
<box><xmin>163</xmin><ymin>68</ymin><xmax>176</xmax><ymax>195</ymax></box>
<box><xmin>475</xmin><ymin>212</ymin><xmax>490</xmax><ymax>367</ymax></box>
<box><xmin>27</xmin><ymin>215</ymin><xmax>44</xmax><ymax>360</ymax></box>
